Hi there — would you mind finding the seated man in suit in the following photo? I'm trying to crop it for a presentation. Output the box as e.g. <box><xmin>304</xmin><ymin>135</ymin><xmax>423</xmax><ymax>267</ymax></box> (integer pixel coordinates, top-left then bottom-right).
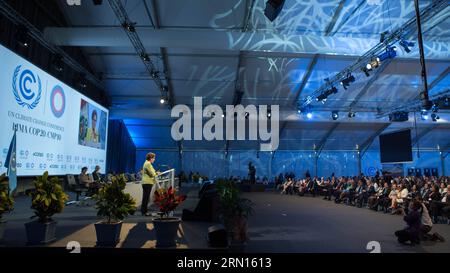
<box><xmin>92</xmin><ymin>165</ymin><xmax>103</xmax><ymax>183</ymax></box>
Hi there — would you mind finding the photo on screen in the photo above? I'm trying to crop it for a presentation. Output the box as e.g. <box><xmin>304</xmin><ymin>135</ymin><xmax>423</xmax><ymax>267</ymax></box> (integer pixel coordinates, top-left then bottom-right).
<box><xmin>78</xmin><ymin>99</ymin><xmax>107</xmax><ymax>150</ymax></box>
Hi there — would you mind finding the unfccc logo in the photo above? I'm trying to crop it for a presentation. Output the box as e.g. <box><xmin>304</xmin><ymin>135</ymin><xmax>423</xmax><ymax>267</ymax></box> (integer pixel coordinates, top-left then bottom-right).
<box><xmin>12</xmin><ymin>65</ymin><xmax>42</xmax><ymax>109</ymax></box>
<box><xmin>50</xmin><ymin>85</ymin><xmax>66</xmax><ymax>118</ymax></box>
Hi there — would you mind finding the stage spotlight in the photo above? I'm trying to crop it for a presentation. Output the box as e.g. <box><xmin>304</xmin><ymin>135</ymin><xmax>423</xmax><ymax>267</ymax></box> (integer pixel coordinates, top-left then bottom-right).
<box><xmin>306</xmin><ymin>112</ymin><xmax>313</xmax><ymax>119</ymax></box>
<box><xmin>221</xmin><ymin>113</ymin><xmax>225</xmax><ymax>118</ymax></box>
<box><xmin>122</xmin><ymin>22</ymin><xmax>136</xmax><ymax>32</ymax></box>
<box><xmin>267</xmin><ymin>108</ymin><xmax>272</xmax><ymax>119</ymax></box>
<box><xmin>379</xmin><ymin>31</ymin><xmax>389</xmax><ymax>43</ymax></box>
<box><xmin>361</xmin><ymin>66</ymin><xmax>371</xmax><ymax>77</ymax></box>
<box><xmin>399</xmin><ymin>40</ymin><xmax>415</xmax><ymax>53</ymax></box>
<box><xmin>141</xmin><ymin>53</ymin><xmax>150</xmax><ymax>62</ymax></box>
<box><xmin>151</xmin><ymin>70</ymin><xmax>158</xmax><ymax>78</ymax></box>
<box><xmin>160</xmin><ymin>97</ymin><xmax>165</xmax><ymax>104</ymax></box>
<box><xmin>431</xmin><ymin>113</ymin><xmax>439</xmax><ymax>122</ymax></box>
<box><xmin>76</xmin><ymin>74</ymin><xmax>87</xmax><ymax>89</ymax></box>
<box><xmin>52</xmin><ymin>55</ymin><xmax>64</xmax><ymax>72</ymax></box>
<box><xmin>340</xmin><ymin>74</ymin><xmax>355</xmax><ymax>90</ymax></box>
<box><xmin>316</xmin><ymin>93</ymin><xmax>327</xmax><ymax>102</ymax></box>
<box><xmin>15</xmin><ymin>26</ymin><xmax>30</xmax><ymax>48</ymax></box>
<box><xmin>324</xmin><ymin>86</ymin><xmax>338</xmax><ymax>96</ymax></box>
<box><xmin>331</xmin><ymin>111</ymin><xmax>339</xmax><ymax>120</ymax></box>
<box><xmin>378</xmin><ymin>46</ymin><xmax>397</xmax><ymax>62</ymax></box>
<box><xmin>421</xmin><ymin>110</ymin><xmax>429</xmax><ymax>120</ymax></box>
<box><xmin>431</xmin><ymin>103</ymin><xmax>439</xmax><ymax>113</ymax></box>
<box><xmin>348</xmin><ymin>111</ymin><xmax>356</xmax><ymax>118</ymax></box>
<box><xmin>264</xmin><ymin>0</ymin><xmax>286</xmax><ymax>22</ymax></box>
<box><xmin>366</xmin><ymin>58</ymin><xmax>380</xmax><ymax>70</ymax></box>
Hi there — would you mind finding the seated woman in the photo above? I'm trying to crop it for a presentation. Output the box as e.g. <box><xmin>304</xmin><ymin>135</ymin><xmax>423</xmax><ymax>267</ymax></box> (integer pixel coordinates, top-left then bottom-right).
<box><xmin>392</xmin><ymin>183</ymin><xmax>409</xmax><ymax>214</ymax></box>
<box><xmin>385</xmin><ymin>183</ymin><xmax>398</xmax><ymax>212</ymax></box>
<box><xmin>280</xmin><ymin>178</ymin><xmax>294</xmax><ymax>195</ymax></box>
<box><xmin>338</xmin><ymin>179</ymin><xmax>355</xmax><ymax>204</ymax></box>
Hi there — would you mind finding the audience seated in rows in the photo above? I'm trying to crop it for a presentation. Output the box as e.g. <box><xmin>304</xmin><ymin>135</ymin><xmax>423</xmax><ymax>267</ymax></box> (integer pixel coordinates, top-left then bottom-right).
<box><xmin>276</xmin><ymin>172</ymin><xmax>450</xmax><ymax>245</ymax></box>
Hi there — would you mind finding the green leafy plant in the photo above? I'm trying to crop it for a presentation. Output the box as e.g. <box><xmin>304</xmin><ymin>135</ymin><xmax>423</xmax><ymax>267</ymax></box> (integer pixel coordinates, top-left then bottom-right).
<box><xmin>0</xmin><ymin>173</ymin><xmax>14</xmax><ymax>221</ymax></box>
<box><xmin>94</xmin><ymin>175</ymin><xmax>136</xmax><ymax>224</ymax></box>
<box><xmin>153</xmin><ymin>186</ymin><xmax>187</xmax><ymax>218</ymax></box>
<box><xmin>216</xmin><ymin>178</ymin><xmax>254</xmax><ymax>241</ymax></box>
<box><xmin>29</xmin><ymin>171</ymin><xmax>69</xmax><ymax>223</ymax></box>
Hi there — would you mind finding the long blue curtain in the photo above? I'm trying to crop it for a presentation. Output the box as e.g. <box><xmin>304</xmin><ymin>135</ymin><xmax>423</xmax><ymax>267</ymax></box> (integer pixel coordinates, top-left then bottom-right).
<box><xmin>107</xmin><ymin>120</ymin><xmax>136</xmax><ymax>174</ymax></box>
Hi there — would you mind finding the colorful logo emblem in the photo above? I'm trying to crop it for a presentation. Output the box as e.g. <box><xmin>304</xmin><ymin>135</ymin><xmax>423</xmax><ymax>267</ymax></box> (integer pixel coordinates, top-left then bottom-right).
<box><xmin>50</xmin><ymin>85</ymin><xmax>66</xmax><ymax>118</ymax></box>
<box><xmin>12</xmin><ymin>65</ymin><xmax>42</xmax><ymax>109</ymax></box>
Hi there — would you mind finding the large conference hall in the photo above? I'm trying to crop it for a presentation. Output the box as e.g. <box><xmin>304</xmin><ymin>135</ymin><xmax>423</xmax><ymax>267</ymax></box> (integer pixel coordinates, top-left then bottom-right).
<box><xmin>0</xmin><ymin>0</ymin><xmax>449</xmax><ymax>259</ymax></box>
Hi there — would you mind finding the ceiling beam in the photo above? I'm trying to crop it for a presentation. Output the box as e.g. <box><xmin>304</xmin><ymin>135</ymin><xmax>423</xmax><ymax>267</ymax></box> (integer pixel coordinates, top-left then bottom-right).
<box><xmin>243</xmin><ymin>0</ymin><xmax>256</xmax><ymax>32</ymax></box>
<box><xmin>360</xmin><ymin>123</ymin><xmax>390</xmax><ymax>156</ymax></box>
<box><xmin>147</xmin><ymin>0</ymin><xmax>175</xmax><ymax>107</ymax></box>
<box><xmin>107</xmin><ymin>0</ymin><xmax>168</xmax><ymax>106</ymax></box>
<box><xmin>329</xmin><ymin>0</ymin><xmax>365</xmax><ymax>36</ymax></box>
<box><xmin>429</xmin><ymin>66</ymin><xmax>450</xmax><ymax>91</ymax></box>
<box><xmin>43</xmin><ymin>27</ymin><xmax>450</xmax><ymax>60</ymax></box>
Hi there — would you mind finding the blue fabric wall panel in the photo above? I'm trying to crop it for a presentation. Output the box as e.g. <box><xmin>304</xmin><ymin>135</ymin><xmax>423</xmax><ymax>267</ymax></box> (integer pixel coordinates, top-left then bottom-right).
<box><xmin>318</xmin><ymin>151</ymin><xmax>358</xmax><ymax>177</ymax></box>
<box><xmin>403</xmin><ymin>151</ymin><xmax>442</xmax><ymax>175</ymax></box>
<box><xmin>133</xmin><ymin>149</ymin><xmax>448</xmax><ymax>179</ymax></box>
<box><xmin>361</xmin><ymin>151</ymin><xmax>382</xmax><ymax>176</ymax></box>
<box><xmin>272</xmin><ymin>151</ymin><xmax>315</xmax><ymax>179</ymax></box>
<box><xmin>106</xmin><ymin>120</ymin><xmax>136</xmax><ymax>174</ymax></box>
<box><xmin>182</xmin><ymin>151</ymin><xmax>229</xmax><ymax>179</ymax></box>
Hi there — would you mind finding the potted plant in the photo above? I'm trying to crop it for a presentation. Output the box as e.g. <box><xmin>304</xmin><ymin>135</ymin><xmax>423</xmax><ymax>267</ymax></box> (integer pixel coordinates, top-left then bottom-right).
<box><xmin>216</xmin><ymin>179</ymin><xmax>254</xmax><ymax>249</ymax></box>
<box><xmin>0</xmin><ymin>174</ymin><xmax>14</xmax><ymax>242</ymax></box>
<box><xmin>25</xmin><ymin>171</ymin><xmax>69</xmax><ymax>245</ymax></box>
<box><xmin>153</xmin><ymin>186</ymin><xmax>187</xmax><ymax>247</ymax></box>
<box><xmin>93</xmin><ymin>174</ymin><xmax>136</xmax><ymax>247</ymax></box>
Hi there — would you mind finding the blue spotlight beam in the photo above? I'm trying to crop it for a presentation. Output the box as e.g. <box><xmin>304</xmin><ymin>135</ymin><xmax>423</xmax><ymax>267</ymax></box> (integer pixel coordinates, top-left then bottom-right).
<box><xmin>299</xmin><ymin>0</ymin><xmax>448</xmax><ymax>109</ymax></box>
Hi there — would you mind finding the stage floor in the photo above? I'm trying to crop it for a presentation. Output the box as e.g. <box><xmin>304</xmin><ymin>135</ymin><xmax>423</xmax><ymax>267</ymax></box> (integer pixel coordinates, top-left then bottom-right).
<box><xmin>0</xmin><ymin>185</ymin><xmax>211</xmax><ymax>249</ymax></box>
<box><xmin>244</xmin><ymin>191</ymin><xmax>450</xmax><ymax>253</ymax></box>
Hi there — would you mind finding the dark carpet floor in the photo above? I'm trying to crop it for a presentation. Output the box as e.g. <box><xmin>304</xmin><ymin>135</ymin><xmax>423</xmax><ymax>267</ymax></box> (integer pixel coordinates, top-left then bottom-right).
<box><xmin>1</xmin><ymin>188</ymin><xmax>449</xmax><ymax>252</ymax></box>
<box><xmin>244</xmin><ymin>191</ymin><xmax>450</xmax><ymax>253</ymax></box>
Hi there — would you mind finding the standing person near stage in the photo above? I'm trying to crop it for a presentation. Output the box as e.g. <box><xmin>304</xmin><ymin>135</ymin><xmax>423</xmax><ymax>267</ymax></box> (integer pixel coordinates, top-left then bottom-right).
<box><xmin>305</xmin><ymin>170</ymin><xmax>311</xmax><ymax>179</ymax></box>
<box><xmin>248</xmin><ymin>162</ymin><xmax>256</xmax><ymax>184</ymax></box>
<box><xmin>141</xmin><ymin>152</ymin><xmax>160</xmax><ymax>216</ymax></box>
